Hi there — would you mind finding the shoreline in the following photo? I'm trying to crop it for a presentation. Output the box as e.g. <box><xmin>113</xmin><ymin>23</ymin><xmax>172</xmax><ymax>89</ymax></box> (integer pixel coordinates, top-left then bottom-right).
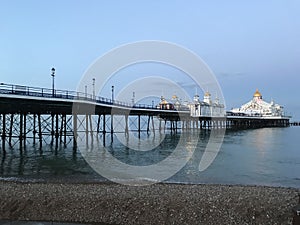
<box><xmin>1</xmin><ymin>175</ymin><xmax>299</xmax><ymax>189</ymax></box>
<box><xmin>0</xmin><ymin>181</ymin><xmax>299</xmax><ymax>225</ymax></box>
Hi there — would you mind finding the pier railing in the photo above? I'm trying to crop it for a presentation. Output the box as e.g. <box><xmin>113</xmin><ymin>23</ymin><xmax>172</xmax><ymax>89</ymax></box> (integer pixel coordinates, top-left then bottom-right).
<box><xmin>0</xmin><ymin>83</ymin><xmax>158</xmax><ymax>110</ymax></box>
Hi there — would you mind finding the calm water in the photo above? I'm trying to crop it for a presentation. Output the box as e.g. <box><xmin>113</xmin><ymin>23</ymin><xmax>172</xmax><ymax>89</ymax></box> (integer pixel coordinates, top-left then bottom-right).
<box><xmin>0</xmin><ymin>127</ymin><xmax>299</xmax><ymax>188</ymax></box>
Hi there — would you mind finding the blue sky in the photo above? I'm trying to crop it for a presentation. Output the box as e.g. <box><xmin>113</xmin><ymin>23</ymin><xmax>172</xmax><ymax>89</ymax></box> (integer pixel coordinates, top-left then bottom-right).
<box><xmin>1</xmin><ymin>0</ymin><xmax>300</xmax><ymax>119</ymax></box>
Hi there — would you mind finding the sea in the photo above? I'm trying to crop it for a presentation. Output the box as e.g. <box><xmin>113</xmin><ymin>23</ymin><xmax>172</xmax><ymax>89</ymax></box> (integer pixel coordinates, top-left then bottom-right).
<box><xmin>0</xmin><ymin>126</ymin><xmax>299</xmax><ymax>188</ymax></box>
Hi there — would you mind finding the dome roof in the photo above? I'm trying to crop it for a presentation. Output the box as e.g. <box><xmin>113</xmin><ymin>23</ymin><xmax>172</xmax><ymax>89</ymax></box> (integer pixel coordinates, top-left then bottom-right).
<box><xmin>253</xmin><ymin>89</ymin><xmax>262</xmax><ymax>97</ymax></box>
<box><xmin>204</xmin><ymin>91</ymin><xmax>211</xmax><ymax>97</ymax></box>
<box><xmin>160</xmin><ymin>96</ymin><xmax>169</xmax><ymax>104</ymax></box>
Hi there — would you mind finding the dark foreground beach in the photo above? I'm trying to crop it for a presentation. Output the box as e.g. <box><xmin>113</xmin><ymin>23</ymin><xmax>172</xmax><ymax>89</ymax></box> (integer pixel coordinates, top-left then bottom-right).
<box><xmin>0</xmin><ymin>181</ymin><xmax>299</xmax><ymax>225</ymax></box>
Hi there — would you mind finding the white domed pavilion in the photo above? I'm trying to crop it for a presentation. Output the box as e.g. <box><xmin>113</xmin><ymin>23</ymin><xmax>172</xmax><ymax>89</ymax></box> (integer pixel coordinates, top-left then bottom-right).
<box><xmin>230</xmin><ymin>89</ymin><xmax>285</xmax><ymax>117</ymax></box>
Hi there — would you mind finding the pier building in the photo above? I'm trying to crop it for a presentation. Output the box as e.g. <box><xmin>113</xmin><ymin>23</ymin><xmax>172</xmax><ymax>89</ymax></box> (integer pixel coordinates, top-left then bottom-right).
<box><xmin>188</xmin><ymin>92</ymin><xmax>225</xmax><ymax>117</ymax></box>
<box><xmin>229</xmin><ymin>89</ymin><xmax>286</xmax><ymax>118</ymax></box>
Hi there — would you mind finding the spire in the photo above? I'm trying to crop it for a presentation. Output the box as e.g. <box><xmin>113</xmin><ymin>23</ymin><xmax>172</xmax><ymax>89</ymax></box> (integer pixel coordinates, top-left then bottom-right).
<box><xmin>253</xmin><ymin>89</ymin><xmax>262</xmax><ymax>98</ymax></box>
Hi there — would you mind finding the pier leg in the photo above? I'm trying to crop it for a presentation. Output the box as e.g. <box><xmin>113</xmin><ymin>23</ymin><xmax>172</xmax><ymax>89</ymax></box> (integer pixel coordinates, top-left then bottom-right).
<box><xmin>38</xmin><ymin>114</ymin><xmax>42</xmax><ymax>148</ymax></box>
<box><xmin>125</xmin><ymin>115</ymin><xmax>129</xmax><ymax>136</ymax></box>
<box><xmin>55</xmin><ymin>114</ymin><xmax>59</xmax><ymax>147</ymax></box>
<box><xmin>73</xmin><ymin>114</ymin><xmax>77</xmax><ymax>150</ymax></box>
<box><xmin>152</xmin><ymin>116</ymin><xmax>155</xmax><ymax>134</ymax></box>
<box><xmin>110</xmin><ymin>114</ymin><xmax>114</xmax><ymax>143</ymax></box>
<box><xmin>103</xmin><ymin>115</ymin><xmax>106</xmax><ymax>134</ymax></box>
<box><xmin>147</xmin><ymin>115</ymin><xmax>151</xmax><ymax>134</ymax></box>
<box><xmin>23</xmin><ymin>114</ymin><xmax>26</xmax><ymax>147</ymax></box>
<box><xmin>97</xmin><ymin>115</ymin><xmax>101</xmax><ymax>134</ymax></box>
<box><xmin>110</xmin><ymin>115</ymin><xmax>114</xmax><ymax>135</ymax></box>
<box><xmin>19</xmin><ymin>113</ymin><xmax>23</xmax><ymax>151</ymax></box>
<box><xmin>2</xmin><ymin>114</ymin><xmax>6</xmax><ymax>152</ymax></box>
<box><xmin>60</xmin><ymin>114</ymin><xmax>64</xmax><ymax>143</ymax></box>
<box><xmin>64</xmin><ymin>115</ymin><xmax>67</xmax><ymax>146</ymax></box>
<box><xmin>51</xmin><ymin>114</ymin><xmax>54</xmax><ymax>145</ymax></box>
<box><xmin>102</xmin><ymin>114</ymin><xmax>106</xmax><ymax>146</ymax></box>
<box><xmin>89</xmin><ymin>115</ymin><xmax>93</xmax><ymax>144</ymax></box>
<box><xmin>8</xmin><ymin>114</ymin><xmax>13</xmax><ymax>147</ymax></box>
<box><xmin>85</xmin><ymin>114</ymin><xmax>89</xmax><ymax>146</ymax></box>
<box><xmin>33</xmin><ymin>114</ymin><xmax>36</xmax><ymax>144</ymax></box>
<box><xmin>159</xmin><ymin>119</ymin><xmax>162</xmax><ymax>133</ymax></box>
<box><xmin>138</xmin><ymin>115</ymin><xmax>141</xmax><ymax>138</ymax></box>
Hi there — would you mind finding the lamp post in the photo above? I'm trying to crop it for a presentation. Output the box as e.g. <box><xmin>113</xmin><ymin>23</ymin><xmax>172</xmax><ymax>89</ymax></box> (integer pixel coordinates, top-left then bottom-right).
<box><xmin>111</xmin><ymin>85</ymin><xmax>114</xmax><ymax>136</ymax></box>
<box><xmin>92</xmin><ymin>78</ymin><xmax>95</xmax><ymax>100</ymax></box>
<box><xmin>51</xmin><ymin>67</ymin><xmax>55</xmax><ymax>97</ymax></box>
<box><xmin>111</xmin><ymin>85</ymin><xmax>114</xmax><ymax>103</ymax></box>
<box><xmin>132</xmin><ymin>91</ymin><xmax>135</xmax><ymax>105</ymax></box>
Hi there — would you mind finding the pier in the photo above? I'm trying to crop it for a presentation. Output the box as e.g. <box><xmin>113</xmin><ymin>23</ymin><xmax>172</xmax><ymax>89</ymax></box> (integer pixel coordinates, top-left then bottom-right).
<box><xmin>290</xmin><ymin>121</ymin><xmax>300</xmax><ymax>126</ymax></box>
<box><xmin>0</xmin><ymin>83</ymin><xmax>290</xmax><ymax>151</ymax></box>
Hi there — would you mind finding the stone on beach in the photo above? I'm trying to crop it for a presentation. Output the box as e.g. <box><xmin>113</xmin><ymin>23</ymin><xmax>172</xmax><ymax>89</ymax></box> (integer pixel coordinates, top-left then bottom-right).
<box><xmin>0</xmin><ymin>181</ymin><xmax>299</xmax><ymax>225</ymax></box>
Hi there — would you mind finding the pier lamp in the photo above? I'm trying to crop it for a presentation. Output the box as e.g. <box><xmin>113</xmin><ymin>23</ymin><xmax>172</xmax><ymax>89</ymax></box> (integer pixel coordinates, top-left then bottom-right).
<box><xmin>112</xmin><ymin>85</ymin><xmax>114</xmax><ymax>103</ymax></box>
<box><xmin>51</xmin><ymin>67</ymin><xmax>55</xmax><ymax>97</ymax></box>
<box><xmin>92</xmin><ymin>78</ymin><xmax>95</xmax><ymax>99</ymax></box>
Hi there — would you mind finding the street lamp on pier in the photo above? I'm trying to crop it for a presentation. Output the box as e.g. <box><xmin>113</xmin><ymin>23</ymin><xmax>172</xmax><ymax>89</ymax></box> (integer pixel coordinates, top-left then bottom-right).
<box><xmin>111</xmin><ymin>85</ymin><xmax>114</xmax><ymax>103</ymax></box>
<box><xmin>51</xmin><ymin>68</ymin><xmax>55</xmax><ymax>97</ymax></box>
<box><xmin>92</xmin><ymin>78</ymin><xmax>95</xmax><ymax>100</ymax></box>
<box><xmin>132</xmin><ymin>91</ymin><xmax>135</xmax><ymax>105</ymax></box>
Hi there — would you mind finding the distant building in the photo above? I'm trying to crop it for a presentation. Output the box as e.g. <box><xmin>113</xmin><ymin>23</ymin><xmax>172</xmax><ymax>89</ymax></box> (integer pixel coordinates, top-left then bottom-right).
<box><xmin>157</xmin><ymin>92</ymin><xmax>225</xmax><ymax>117</ymax></box>
<box><xmin>188</xmin><ymin>91</ymin><xmax>225</xmax><ymax>117</ymax></box>
<box><xmin>157</xmin><ymin>96</ymin><xmax>175</xmax><ymax>110</ymax></box>
<box><xmin>229</xmin><ymin>89</ymin><xmax>286</xmax><ymax>117</ymax></box>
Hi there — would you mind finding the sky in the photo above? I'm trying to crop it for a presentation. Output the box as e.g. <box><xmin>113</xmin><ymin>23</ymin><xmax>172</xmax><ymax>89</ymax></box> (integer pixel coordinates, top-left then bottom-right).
<box><xmin>1</xmin><ymin>0</ymin><xmax>300</xmax><ymax>119</ymax></box>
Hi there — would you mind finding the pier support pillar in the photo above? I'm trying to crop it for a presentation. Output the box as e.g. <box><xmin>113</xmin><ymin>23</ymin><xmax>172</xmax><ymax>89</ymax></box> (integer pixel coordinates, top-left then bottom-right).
<box><xmin>55</xmin><ymin>114</ymin><xmax>59</xmax><ymax>147</ymax></box>
<box><xmin>19</xmin><ymin>113</ymin><xmax>23</xmax><ymax>150</ymax></box>
<box><xmin>85</xmin><ymin>114</ymin><xmax>89</xmax><ymax>146</ymax></box>
<box><xmin>8</xmin><ymin>114</ymin><xmax>13</xmax><ymax>147</ymax></box>
<box><xmin>147</xmin><ymin>115</ymin><xmax>151</xmax><ymax>134</ymax></box>
<box><xmin>152</xmin><ymin>116</ymin><xmax>155</xmax><ymax>134</ymax></box>
<box><xmin>51</xmin><ymin>114</ymin><xmax>54</xmax><ymax>145</ymax></box>
<box><xmin>110</xmin><ymin>115</ymin><xmax>114</xmax><ymax>135</ymax></box>
<box><xmin>97</xmin><ymin>115</ymin><xmax>101</xmax><ymax>134</ymax></box>
<box><xmin>33</xmin><ymin>114</ymin><xmax>36</xmax><ymax>144</ymax></box>
<box><xmin>38</xmin><ymin>114</ymin><xmax>42</xmax><ymax>148</ymax></box>
<box><xmin>1</xmin><ymin>114</ymin><xmax>6</xmax><ymax>152</ymax></box>
<box><xmin>23</xmin><ymin>114</ymin><xmax>27</xmax><ymax>147</ymax></box>
<box><xmin>73</xmin><ymin>114</ymin><xmax>77</xmax><ymax>150</ymax></box>
<box><xmin>138</xmin><ymin>115</ymin><xmax>141</xmax><ymax>138</ymax></box>
<box><xmin>125</xmin><ymin>115</ymin><xmax>129</xmax><ymax>136</ymax></box>
<box><xmin>89</xmin><ymin>115</ymin><xmax>93</xmax><ymax>144</ymax></box>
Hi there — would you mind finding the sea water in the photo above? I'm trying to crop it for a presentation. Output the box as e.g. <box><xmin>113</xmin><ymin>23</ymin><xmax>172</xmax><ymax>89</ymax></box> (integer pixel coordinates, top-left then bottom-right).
<box><xmin>0</xmin><ymin>127</ymin><xmax>299</xmax><ymax>188</ymax></box>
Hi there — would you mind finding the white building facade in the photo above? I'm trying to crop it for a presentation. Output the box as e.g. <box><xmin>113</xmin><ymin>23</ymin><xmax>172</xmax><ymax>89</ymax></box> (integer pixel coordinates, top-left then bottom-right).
<box><xmin>189</xmin><ymin>92</ymin><xmax>225</xmax><ymax>117</ymax></box>
<box><xmin>229</xmin><ymin>89</ymin><xmax>286</xmax><ymax>117</ymax></box>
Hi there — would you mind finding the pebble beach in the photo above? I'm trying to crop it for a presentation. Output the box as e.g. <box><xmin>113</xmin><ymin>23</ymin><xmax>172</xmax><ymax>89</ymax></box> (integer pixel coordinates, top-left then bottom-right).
<box><xmin>0</xmin><ymin>181</ymin><xmax>299</xmax><ymax>225</ymax></box>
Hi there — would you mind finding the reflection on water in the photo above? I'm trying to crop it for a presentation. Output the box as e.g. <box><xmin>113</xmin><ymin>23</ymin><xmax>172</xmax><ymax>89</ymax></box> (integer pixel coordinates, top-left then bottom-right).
<box><xmin>0</xmin><ymin>128</ymin><xmax>299</xmax><ymax>188</ymax></box>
